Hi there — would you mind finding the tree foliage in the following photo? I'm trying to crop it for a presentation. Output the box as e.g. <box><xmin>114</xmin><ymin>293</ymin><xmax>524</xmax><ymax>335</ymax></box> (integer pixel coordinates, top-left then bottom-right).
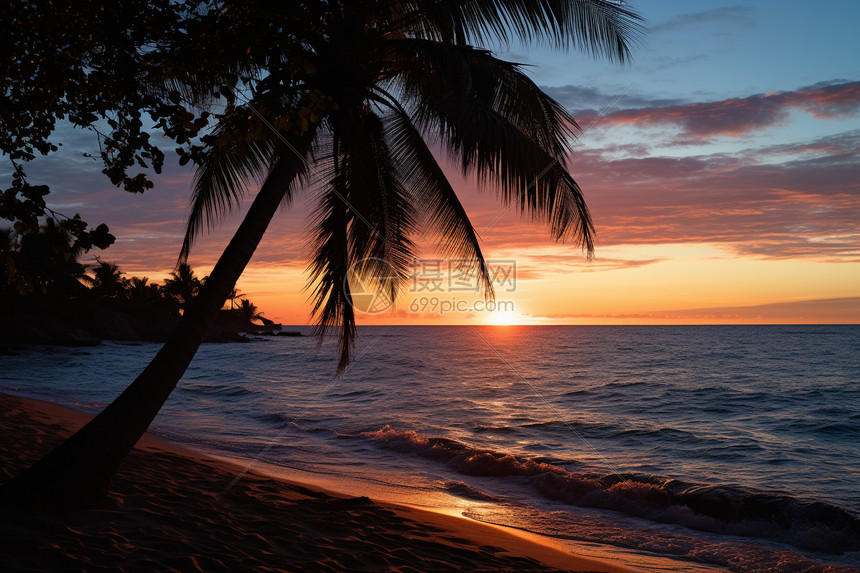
<box><xmin>176</xmin><ymin>0</ymin><xmax>642</xmax><ymax>369</ymax></box>
<box><xmin>1</xmin><ymin>0</ymin><xmax>229</xmax><ymax>251</ymax></box>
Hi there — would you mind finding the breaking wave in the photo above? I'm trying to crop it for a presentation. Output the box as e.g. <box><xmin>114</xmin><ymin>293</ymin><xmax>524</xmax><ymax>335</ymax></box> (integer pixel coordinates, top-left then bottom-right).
<box><xmin>363</xmin><ymin>426</ymin><xmax>860</xmax><ymax>553</ymax></box>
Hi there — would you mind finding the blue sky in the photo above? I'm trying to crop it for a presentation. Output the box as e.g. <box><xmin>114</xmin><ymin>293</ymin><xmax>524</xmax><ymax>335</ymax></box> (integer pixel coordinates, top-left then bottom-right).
<box><xmin>510</xmin><ymin>1</ymin><xmax>860</xmax><ymax>99</ymax></box>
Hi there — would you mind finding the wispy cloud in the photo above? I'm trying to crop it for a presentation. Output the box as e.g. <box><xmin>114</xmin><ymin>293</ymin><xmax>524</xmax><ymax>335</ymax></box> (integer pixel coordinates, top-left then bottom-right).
<box><xmin>542</xmin><ymin>85</ymin><xmax>685</xmax><ymax>113</ymax></box>
<box><xmin>539</xmin><ymin>297</ymin><xmax>860</xmax><ymax>323</ymax></box>
<box><xmin>468</xmin><ymin>128</ymin><xmax>860</xmax><ymax>261</ymax></box>
<box><xmin>577</xmin><ymin>143</ymin><xmax>860</xmax><ymax>260</ymax></box>
<box><xmin>573</xmin><ymin>81</ymin><xmax>860</xmax><ymax>141</ymax></box>
<box><xmin>648</xmin><ymin>6</ymin><xmax>756</xmax><ymax>36</ymax></box>
<box><xmin>509</xmin><ymin>255</ymin><xmax>664</xmax><ymax>280</ymax></box>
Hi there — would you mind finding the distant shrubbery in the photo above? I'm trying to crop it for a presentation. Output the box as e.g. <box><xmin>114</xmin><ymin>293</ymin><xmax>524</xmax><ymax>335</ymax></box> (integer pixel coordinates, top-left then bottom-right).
<box><xmin>1</xmin><ymin>223</ymin><xmax>271</xmax><ymax>343</ymax></box>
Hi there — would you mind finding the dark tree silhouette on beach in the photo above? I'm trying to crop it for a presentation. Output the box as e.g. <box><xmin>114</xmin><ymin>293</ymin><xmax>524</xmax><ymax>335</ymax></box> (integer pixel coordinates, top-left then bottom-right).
<box><xmin>128</xmin><ymin>277</ymin><xmax>157</xmax><ymax>303</ymax></box>
<box><xmin>8</xmin><ymin>220</ymin><xmax>91</xmax><ymax>298</ymax></box>
<box><xmin>238</xmin><ymin>298</ymin><xmax>264</xmax><ymax>322</ymax></box>
<box><xmin>90</xmin><ymin>261</ymin><xmax>127</xmax><ymax>299</ymax></box>
<box><xmin>162</xmin><ymin>263</ymin><xmax>203</xmax><ymax>310</ymax></box>
<box><xmin>226</xmin><ymin>288</ymin><xmax>244</xmax><ymax>310</ymax></box>
<box><xmin>1</xmin><ymin>0</ymin><xmax>642</xmax><ymax>510</ymax></box>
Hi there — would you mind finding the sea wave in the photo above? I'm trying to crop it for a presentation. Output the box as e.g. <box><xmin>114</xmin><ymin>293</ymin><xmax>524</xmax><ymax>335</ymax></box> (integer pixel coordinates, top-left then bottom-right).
<box><xmin>180</xmin><ymin>382</ymin><xmax>258</xmax><ymax>399</ymax></box>
<box><xmin>441</xmin><ymin>481</ymin><xmax>502</xmax><ymax>502</ymax></box>
<box><xmin>362</xmin><ymin>425</ymin><xmax>860</xmax><ymax>553</ymax></box>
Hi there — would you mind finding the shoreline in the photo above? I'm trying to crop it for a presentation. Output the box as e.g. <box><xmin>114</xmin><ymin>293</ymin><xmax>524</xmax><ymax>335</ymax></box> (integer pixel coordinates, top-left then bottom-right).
<box><xmin>0</xmin><ymin>392</ymin><xmax>638</xmax><ymax>572</ymax></box>
<box><xmin>0</xmin><ymin>305</ymin><xmax>287</xmax><ymax>349</ymax></box>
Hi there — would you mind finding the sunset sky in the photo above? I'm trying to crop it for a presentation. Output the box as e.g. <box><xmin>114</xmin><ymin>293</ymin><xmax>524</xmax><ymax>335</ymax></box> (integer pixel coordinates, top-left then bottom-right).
<box><xmin>26</xmin><ymin>0</ymin><xmax>860</xmax><ymax>325</ymax></box>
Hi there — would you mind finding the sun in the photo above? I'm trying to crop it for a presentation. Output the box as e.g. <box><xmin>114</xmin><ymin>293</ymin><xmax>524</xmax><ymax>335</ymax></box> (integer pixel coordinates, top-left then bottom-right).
<box><xmin>487</xmin><ymin>310</ymin><xmax>518</xmax><ymax>326</ymax></box>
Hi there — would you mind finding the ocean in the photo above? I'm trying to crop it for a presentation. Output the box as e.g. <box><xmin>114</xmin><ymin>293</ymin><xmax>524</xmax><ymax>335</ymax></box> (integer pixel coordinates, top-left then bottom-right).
<box><xmin>2</xmin><ymin>325</ymin><xmax>858</xmax><ymax>572</ymax></box>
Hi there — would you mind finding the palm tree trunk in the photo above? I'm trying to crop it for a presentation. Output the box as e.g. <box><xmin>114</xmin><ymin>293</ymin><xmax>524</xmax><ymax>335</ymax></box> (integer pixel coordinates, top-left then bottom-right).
<box><xmin>0</xmin><ymin>136</ymin><xmax>313</xmax><ymax>511</ymax></box>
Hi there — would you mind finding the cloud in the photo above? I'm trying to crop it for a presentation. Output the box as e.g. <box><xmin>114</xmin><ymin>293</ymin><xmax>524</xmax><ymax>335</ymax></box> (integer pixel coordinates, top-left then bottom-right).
<box><xmin>509</xmin><ymin>255</ymin><xmax>664</xmax><ymax>279</ymax></box>
<box><xmin>98</xmin><ymin>122</ymin><xmax>859</xmax><ymax>271</ymax></box>
<box><xmin>576</xmin><ymin>149</ymin><xmax>860</xmax><ymax>260</ymax></box>
<box><xmin>575</xmin><ymin>81</ymin><xmax>860</xmax><ymax>141</ymax></box>
<box><xmin>541</xmin><ymin>85</ymin><xmax>685</xmax><ymax>115</ymax></box>
<box><xmin>648</xmin><ymin>6</ymin><xmax>756</xmax><ymax>36</ymax></box>
<box><xmin>539</xmin><ymin>297</ymin><xmax>860</xmax><ymax>323</ymax></box>
<box><xmin>469</xmin><ymin>129</ymin><xmax>860</xmax><ymax>261</ymax></box>
<box><xmin>759</xmin><ymin>129</ymin><xmax>860</xmax><ymax>158</ymax></box>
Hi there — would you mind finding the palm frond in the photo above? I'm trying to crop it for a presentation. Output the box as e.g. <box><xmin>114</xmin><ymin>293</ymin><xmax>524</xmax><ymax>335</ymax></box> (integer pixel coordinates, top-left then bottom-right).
<box><xmin>390</xmin><ymin>39</ymin><xmax>577</xmax><ymax>151</ymax></box>
<box><xmin>342</xmin><ymin>111</ymin><xmax>417</xmax><ymax>298</ymax></box>
<box><xmin>307</xmin><ymin>167</ymin><xmax>356</xmax><ymax>374</ymax></box>
<box><xmin>179</xmin><ymin>110</ymin><xmax>282</xmax><ymax>262</ymax></box>
<box><xmin>390</xmin><ymin>40</ymin><xmax>594</xmax><ymax>251</ymax></box>
<box><xmin>379</xmin><ymin>92</ymin><xmax>494</xmax><ymax>296</ymax></box>
<box><xmin>396</xmin><ymin>0</ymin><xmax>643</xmax><ymax>62</ymax></box>
<box><xmin>308</xmin><ymin>109</ymin><xmax>418</xmax><ymax>372</ymax></box>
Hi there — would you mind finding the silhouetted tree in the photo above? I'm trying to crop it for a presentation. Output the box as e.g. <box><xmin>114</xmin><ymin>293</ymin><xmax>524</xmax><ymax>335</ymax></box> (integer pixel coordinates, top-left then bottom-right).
<box><xmin>90</xmin><ymin>261</ymin><xmax>127</xmax><ymax>299</ymax></box>
<box><xmin>13</xmin><ymin>220</ymin><xmax>91</xmax><ymax>298</ymax></box>
<box><xmin>0</xmin><ymin>228</ymin><xmax>20</xmax><ymax>304</ymax></box>
<box><xmin>161</xmin><ymin>263</ymin><xmax>202</xmax><ymax>310</ymax></box>
<box><xmin>226</xmin><ymin>287</ymin><xmax>244</xmax><ymax>310</ymax></box>
<box><xmin>127</xmin><ymin>277</ymin><xmax>155</xmax><ymax>303</ymax></box>
<box><xmin>238</xmin><ymin>298</ymin><xmax>263</xmax><ymax>322</ymax></box>
<box><xmin>0</xmin><ymin>0</ymin><xmax>219</xmax><ymax>249</ymax></box>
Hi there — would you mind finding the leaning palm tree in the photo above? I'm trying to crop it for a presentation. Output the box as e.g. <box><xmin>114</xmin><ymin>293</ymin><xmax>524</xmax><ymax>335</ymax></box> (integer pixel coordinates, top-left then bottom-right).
<box><xmin>1</xmin><ymin>0</ymin><xmax>642</xmax><ymax>510</ymax></box>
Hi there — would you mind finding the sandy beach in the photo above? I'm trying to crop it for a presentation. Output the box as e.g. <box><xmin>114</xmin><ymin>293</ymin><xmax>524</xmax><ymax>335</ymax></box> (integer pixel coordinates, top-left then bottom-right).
<box><xmin>0</xmin><ymin>393</ymin><xmax>633</xmax><ymax>572</ymax></box>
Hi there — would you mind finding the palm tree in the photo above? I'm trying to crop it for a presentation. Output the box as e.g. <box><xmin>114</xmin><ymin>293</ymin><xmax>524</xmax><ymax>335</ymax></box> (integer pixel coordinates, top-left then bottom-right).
<box><xmin>1</xmin><ymin>0</ymin><xmax>641</xmax><ymax>510</ymax></box>
<box><xmin>0</xmin><ymin>227</ymin><xmax>20</xmax><ymax>296</ymax></box>
<box><xmin>15</xmin><ymin>219</ymin><xmax>90</xmax><ymax>298</ymax></box>
<box><xmin>128</xmin><ymin>276</ymin><xmax>153</xmax><ymax>303</ymax></box>
<box><xmin>90</xmin><ymin>261</ymin><xmax>127</xmax><ymax>299</ymax></box>
<box><xmin>238</xmin><ymin>298</ymin><xmax>263</xmax><ymax>322</ymax></box>
<box><xmin>226</xmin><ymin>287</ymin><xmax>244</xmax><ymax>309</ymax></box>
<box><xmin>161</xmin><ymin>262</ymin><xmax>202</xmax><ymax>310</ymax></box>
